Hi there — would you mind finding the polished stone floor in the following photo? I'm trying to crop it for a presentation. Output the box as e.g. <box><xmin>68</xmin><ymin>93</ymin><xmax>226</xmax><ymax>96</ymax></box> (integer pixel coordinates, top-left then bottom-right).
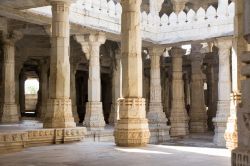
<box><xmin>0</xmin><ymin>141</ymin><xmax>230</xmax><ymax>166</ymax></box>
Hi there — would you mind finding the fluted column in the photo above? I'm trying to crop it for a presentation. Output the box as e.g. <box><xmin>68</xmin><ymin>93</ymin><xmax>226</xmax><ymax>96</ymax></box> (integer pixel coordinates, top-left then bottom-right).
<box><xmin>43</xmin><ymin>0</ymin><xmax>76</xmax><ymax>128</ymax></box>
<box><xmin>212</xmin><ymin>37</ymin><xmax>232</xmax><ymax>147</ymax></box>
<box><xmin>170</xmin><ymin>47</ymin><xmax>189</xmax><ymax>137</ymax></box>
<box><xmin>147</xmin><ymin>47</ymin><xmax>170</xmax><ymax>144</ymax></box>
<box><xmin>109</xmin><ymin>48</ymin><xmax>122</xmax><ymax>125</ymax></box>
<box><xmin>189</xmin><ymin>44</ymin><xmax>208</xmax><ymax>133</ymax></box>
<box><xmin>0</xmin><ymin>31</ymin><xmax>23</xmax><ymax>123</ymax></box>
<box><xmin>114</xmin><ymin>0</ymin><xmax>150</xmax><ymax>147</ymax></box>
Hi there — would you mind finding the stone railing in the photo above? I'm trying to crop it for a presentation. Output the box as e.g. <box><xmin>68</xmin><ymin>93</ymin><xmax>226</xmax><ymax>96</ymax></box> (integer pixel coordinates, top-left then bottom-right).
<box><xmin>28</xmin><ymin>0</ymin><xmax>235</xmax><ymax>44</ymax></box>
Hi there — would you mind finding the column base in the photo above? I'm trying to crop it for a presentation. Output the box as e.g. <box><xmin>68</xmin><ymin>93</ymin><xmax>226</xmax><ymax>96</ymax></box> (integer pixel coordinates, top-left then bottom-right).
<box><xmin>72</xmin><ymin>105</ymin><xmax>79</xmax><ymax>124</ymax></box>
<box><xmin>114</xmin><ymin>98</ymin><xmax>150</xmax><ymax>147</ymax></box>
<box><xmin>232</xmin><ymin>147</ymin><xmax>250</xmax><ymax>166</ymax></box>
<box><xmin>213</xmin><ymin>101</ymin><xmax>230</xmax><ymax>147</ymax></box>
<box><xmin>190</xmin><ymin>121</ymin><xmax>208</xmax><ymax>133</ymax></box>
<box><xmin>84</xmin><ymin>101</ymin><xmax>105</xmax><ymax>131</ymax></box>
<box><xmin>213</xmin><ymin>117</ymin><xmax>227</xmax><ymax>147</ymax></box>
<box><xmin>43</xmin><ymin>99</ymin><xmax>76</xmax><ymax>128</ymax></box>
<box><xmin>170</xmin><ymin>112</ymin><xmax>189</xmax><ymax>137</ymax></box>
<box><xmin>0</xmin><ymin>103</ymin><xmax>19</xmax><ymax>123</ymax></box>
<box><xmin>147</xmin><ymin>103</ymin><xmax>170</xmax><ymax>144</ymax></box>
<box><xmin>109</xmin><ymin>103</ymin><xmax>118</xmax><ymax>125</ymax></box>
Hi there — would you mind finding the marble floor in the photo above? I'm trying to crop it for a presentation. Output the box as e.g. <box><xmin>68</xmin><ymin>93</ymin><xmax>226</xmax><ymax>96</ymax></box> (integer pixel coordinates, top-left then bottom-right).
<box><xmin>0</xmin><ymin>141</ymin><xmax>230</xmax><ymax>166</ymax></box>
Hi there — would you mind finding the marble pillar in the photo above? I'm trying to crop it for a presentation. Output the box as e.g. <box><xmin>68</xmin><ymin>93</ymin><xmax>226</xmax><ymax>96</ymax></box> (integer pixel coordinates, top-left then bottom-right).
<box><xmin>19</xmin><ymin>69</ymin><xmax>26</xmax><ymax>116</ymax></box>
<box><xmin>189</xmin><ymin>44</ymin><xmax>208</xmax><ymax>133</ymax></box>
<box><xmin>43</xmin><ymin>0</ymin><xmax>76</xmax><ymax>128</ymax></box>
<box><xmin>232</xmin><ymin>0</ymin><xmax>250</xmax><ymax>164</ymax></box>
<box><xmin>217</xmin><ymin>0</ymin><xmax>229</xmax><ymax>16</ymax></box>
<box><xmin>109</xmin><ymin>48</ymin><xmax>122</xmax><ymax>125</ymax></box>
<box><xmin>114</xmin><ymin>0</ymin><xmax>150</xmax><ymax>147</ymax></box>
<box><xmin>213</xmin><ymin>37</ymin><xmax>232</xmax><ymax>147</ymax></box>
<box><xmin>170</xmin><ymin>47</ymin><xmax>189</xmax><ymax>137</ymax></box>
<box><xmin>0</xmin><ymin>31</ymin><xmax>22</xmax><ymax>123</ymax></box>
<box><xmin>147</xmin><ymin>47</ymin><xmax>170</xmax><ymax>144</ymax></box>
<box><xmin>83</xmin><ymin>33</ymin><xmax>106</xmax><ymax>131</ymax></box>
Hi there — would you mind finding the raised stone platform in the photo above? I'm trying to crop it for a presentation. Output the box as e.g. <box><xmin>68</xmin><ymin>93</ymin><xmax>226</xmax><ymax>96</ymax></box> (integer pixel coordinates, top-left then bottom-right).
<box><xmin>0</xmin><ymin>127</ymin><xmax>87</xmax><ymax>154</ymax></box>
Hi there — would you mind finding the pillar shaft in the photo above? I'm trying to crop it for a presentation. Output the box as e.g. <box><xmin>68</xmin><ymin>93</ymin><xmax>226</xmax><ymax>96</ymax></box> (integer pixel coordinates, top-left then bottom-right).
<box><xmin>70</xmin><ymin>66</ymin><xmax>79</xmax><ymax>123</ymax></box>
<box><xmin>189</xmin><ymin>44</ymin><xmax>208</xmax><ymax>133</ymax></box>
<box><xmin>114</xmin><ymin>0</ymin><xmax>150</xmax><ymax>147</ymax></box>
<box><xmin>213</xmin><ymin>37</ymin><xmax>232</xmax><ymax>147</ymax></box>
<box><xmin>109</xmin><ymin>49</ymin><xmax>122</xmax><ymax>125</ymax></box>
<box><xmin>149</xmin><ymin>0</ymin><xmax>164</xmax><ymax>15</ymax></box>
<box><xmin>43</xmin><ymin>0</ymin><xmax>76</xmax><ymax>128</ymax></box>
<box><xmin>0</xmin><ymin>32</ymin><xmax>22</xmax><ymax>123</ymax></box>
<box><xmin>170</xmin><ymin>47</ymin><xmax>189</xmax><ymax>137</ymax></box>
<box><xmin>147</xmin><ymin>47</ymin><xmax>170</xmax><ymax>144</ymax></box>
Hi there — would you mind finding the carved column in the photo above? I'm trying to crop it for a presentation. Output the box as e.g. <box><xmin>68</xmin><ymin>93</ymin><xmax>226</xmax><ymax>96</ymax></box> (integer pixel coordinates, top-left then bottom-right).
<box><xmin>19</xmin><ymin>69</ymin><xmax>26</xmax><ymax>116</ymax></box>
<box><xmin>232</xmin><ymin>0</ymin><xmax>250</xmax><ymax>164</ymax></box>
<box><xmin>170</xmin><ymin>47</ymin><xmax>189</xmax><ymax>137</ymax></box>
<box><xmin>147</xmin><ymin>47</ymin><xmax>170</xmax><ymax>144</ymax></box>
<box><xmin>212</xmin><ymin>37</ymin><xmax>232</xmax><ymax>147</ymax></box>
<box><xmin>0</xmin><ymin>31</ymin><xmax>22</xmax><ymax>123</ymax></box>
<box><xmin>83</xmin><ymin>33</ymin><xmax>106</xmax><ymax>131</ymax></box>
<box><xmin>114</xmin><ymin>0</ymin><xmax>150</xmax><ymax>147</ymax></box>
<box><xmin>189</xmin><ymin>44</ymin><xmax>208</xmax><ymax>133</ymax></box>
<box><xmin>43</xmin><ymin>0</ymin><xmax>76</xmax><ymax>128</ymax></box>
<box><xmin>109</xmin><ymin>48</ymin><xmax>122</xmax><ymax>125</ymax></box>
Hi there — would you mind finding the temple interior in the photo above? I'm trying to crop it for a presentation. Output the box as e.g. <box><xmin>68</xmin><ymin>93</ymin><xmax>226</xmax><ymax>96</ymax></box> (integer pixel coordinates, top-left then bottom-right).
<box><xmin>0</xmin><ymin>0</ymin><xmax>249</xmax><ymax>166</ymax></box>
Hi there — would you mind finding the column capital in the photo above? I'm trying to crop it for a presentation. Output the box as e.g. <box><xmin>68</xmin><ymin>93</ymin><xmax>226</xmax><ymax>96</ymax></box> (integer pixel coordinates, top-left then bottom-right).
<box><xmin>74</xmin><ymin>32</ymin><xmax>106</xmax><ymax>59</ymax></box>
<box><xmin>2</xmin><ymin>31</ymin><xmax>23</xmax><ymax>45</ymax></box>
<box><xmin>190</xmin><ymin>43</ymin><xmax>205</xmax><ymax>60</ymax></box>
<box><xmin>148</xmin><ymin>46</ymin><xmax>165</xmax><ymax>57</ymax></box>
<box><xmin>215</xmin><ymin>37</ymin><xmax>233</xmax><ymax>49</ymax></box>
<box><xmin>170</xmin><ymin>46</ymin><xmax>186</xmax><ymax>58</ymax></box>
<box><xmin>121</xmin><ymin>0</ymin><xmax>142</xmax><ymax>12</ymax></box>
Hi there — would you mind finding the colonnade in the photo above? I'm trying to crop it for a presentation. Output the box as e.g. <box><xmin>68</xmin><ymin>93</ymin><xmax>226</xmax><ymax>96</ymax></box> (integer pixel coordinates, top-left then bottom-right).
<box><xmin>0</xmin><ymin>0</ymin><xmax>239</xmax><ymax>149</ymax></box>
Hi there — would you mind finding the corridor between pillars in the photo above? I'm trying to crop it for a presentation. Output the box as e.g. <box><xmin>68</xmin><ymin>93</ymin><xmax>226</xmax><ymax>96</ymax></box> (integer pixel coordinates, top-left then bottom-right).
<box><xmin>114</xmin><ymin>0</ymin><xmax>150</xmax><ymax>147</ymax></box>
<box><xmin>43</xmin><ymin>0</ymin><xmax>76</xmax><ymax>128</ymax></box>
<box><xmin>147</xmin><ymin>47</ymin><xmax>170</xmax><ymax>143</ymax></box>
<box><xmin>170</xmin><ymin>47</ymin><xmax>189</xmax><ymax>137</ymax></box>
<box><xmin>189</xmin><ymin>44</ymin><xmax>208</xmax><ymax>133</ymax></box>
<box><xmin>0</xmin><ymin>31</ymin><xmax>23</xmax><ymax>123</ymax></box>
<box><xmin>213</xmin><ymin>37</ymin><xmax>232</xmax><ymax>147</ymax></box>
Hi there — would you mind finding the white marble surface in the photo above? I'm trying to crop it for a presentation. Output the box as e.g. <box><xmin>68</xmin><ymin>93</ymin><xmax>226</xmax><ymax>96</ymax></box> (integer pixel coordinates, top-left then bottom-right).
<box><xmin>0</xmin><ymin>141</ymin><xmax>230</xmax><ymax>166</ymax></box>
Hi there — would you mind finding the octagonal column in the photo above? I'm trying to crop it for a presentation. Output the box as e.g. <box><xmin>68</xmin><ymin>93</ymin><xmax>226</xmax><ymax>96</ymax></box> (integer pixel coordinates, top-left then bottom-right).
<box><xmin>114</xmin><ymin>0</ymin><xmax>150</xmax><ymax>147</ymax></box>
<box><xmin>189</xmin><ymin>44</ymin><xmax>208</xmax><ymax>133</ymax></box>
<box><xmin>212</xmin><ymin>37</ymin><xmax>232</xmax><ymax>147</ymax></box>
<box><xmin>0</xmin><ymin>31</ymin><xmax>22</xmax><ymax>123</ymax></box>
<box><xmin>43</xmin><ymin>0</ymin><xmax>76</xmax><ymax>128</ymax></box>
<box><xmin>169</xmin><ymin>47</ymin><xmax>189</xmax><ymax>137</ymax></box>
<box><xmin>147</xmin><ymin>47</ymin><xmax>170</xmax><ymax>143</ymax></box>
